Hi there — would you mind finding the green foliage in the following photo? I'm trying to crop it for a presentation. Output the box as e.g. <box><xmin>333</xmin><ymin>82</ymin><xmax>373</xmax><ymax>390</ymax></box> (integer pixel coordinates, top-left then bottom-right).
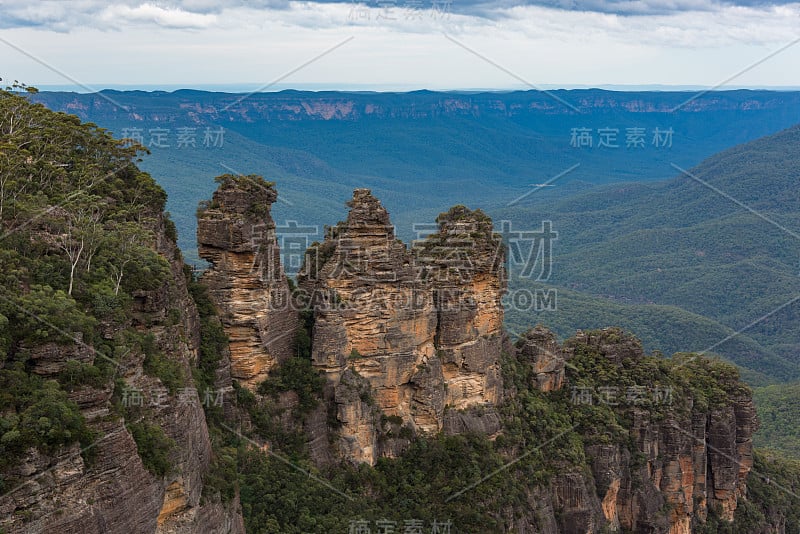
<box><xmin>236</xmin><ymin>433</ymin><xmax>517</xmax><ymax>533</ymax></box>
<box><xmin>0</xmin><ymin>284</ymin><xmax>96</xmax><ymax>345</ymax></box>
<box><xmin>87</xmin><ymin>279</ymin><xmax>131</xmax><ymax>323</ymax></box>
<box><xmin>730</xmin><ymin>451</ymin><xmax>800</xmax><ymax>532</ymax></box>
<box><xmin>186</xmin><ymin>270</ymin><xmax>228</xmax><ymax>423</ymax></box>
<box><xmin>202</xmin><ymin>445</ymin><xmax>239</xmax><ymax>503</ymax></box>
<box><xmin>123</xmin><ymin>332</ymin><xmax>187</xmax><ymax>395</ymax></box>
<box><xmin>126</xmin><ymin>420</ymin><xmax>175</xmax><ymax>477</ymax></box>
<box><xmin>215</xmin><ymin>173</ymin><xmax>275</xmax><ymax>190</ymax></box>
<box><xmin>258</xmin><ymin>356</ymin><xmax>325</xmax><ymax>416</ymax></box>
<box><xmin>142</xmin><ymin>341</ymin><xmax>186</xmax><ymax>394</ymax></box>
<box><xmin>753</xmin><ymin>381</ymin><xmax>800</xmax><ymax>459</ymax></box>
<box><xmin>382</xmin><ymin>414</ymin><xmax>403</xmax><ymax>426</ymax></box>
<box><xmin>0</xmin><ymin>368</ymin><xmax>94</xmax><ymax>474</ymax></box>
<box><xmin>194</xmin><ymin>315</ymin><xmax>227</xmax><ymax>386</ymax></box>
<box><xmin>19</xmin><ymin>382</ymin><xmax>95</xmax><ymax>450</ymax></box>
<box><xmin>505</xmin><ymin>284</ymin><xmax>787</xmax><ymax>386</ymax></box>
<box><xmin>0</xmin><ymin>87</ymin><xmax>200</xmax><ymax>500</ymax></box>
<box><xmin>58</xmin><ymin>359</ymin><xmax>109</xmax><ymax>390</ymax></box>
<box><xmin>163</xmin><ymin>212</ymin><xmax>178</xmax><ymax>242</ymax></box>
<box><xmin>0</xmin><ymin>85</ymin><xmax>170</xmax><ymax>347</ymax></box>
<box><xmin>0</xmin><ymin>312</ymin><xmax>8</xmax><ymax>359</ymax></box>
<box><xmin>212</xmin><ymin>174</ymin><xmax>275</xmax><ymax>218</ymax></box>
<box><xmin>0</xmin><ymin>87</ymin><xmax>179</xmax><ymax>484</ymax></box>
<box><xmin>667</xmin><ymin>353</ymin><xmax>744</xmax><ymax>411</ymax></box>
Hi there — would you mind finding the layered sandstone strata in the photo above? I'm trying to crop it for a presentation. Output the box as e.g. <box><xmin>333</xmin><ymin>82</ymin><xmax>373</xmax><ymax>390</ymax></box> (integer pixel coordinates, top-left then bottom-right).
<box><xmin>514</xmin><ymin>327</ymin><xmax>757</xmax><ymax>534</ymax></box>
<box><xmin>0</xmin><ymin>215</ymin><xmax>245</xmax><ymax>534</ymax></box>
<box><xmin>298</xmin><ymin>191</ymin><xmax>506</xmax><ymax>464</ymax></box>
<box><xmin>197</xmin><ymin>175</ymin><xmax>298</xmax><ymax>389</ymax></box>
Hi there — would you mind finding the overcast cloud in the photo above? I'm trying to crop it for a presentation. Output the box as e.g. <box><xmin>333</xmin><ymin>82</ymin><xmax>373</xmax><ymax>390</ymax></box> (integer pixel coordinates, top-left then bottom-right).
<box><xmin>0</xmin><ymin>0</ymin><xmax>798</xmax><ymax>89</ymax></box>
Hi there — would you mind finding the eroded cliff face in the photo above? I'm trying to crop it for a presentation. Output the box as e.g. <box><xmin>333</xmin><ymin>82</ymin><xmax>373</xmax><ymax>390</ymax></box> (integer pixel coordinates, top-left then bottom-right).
<box><xmin>415</xmin><ymin>205</ymin><xmax>505</xmax><ymax>412</ymax></box>
<box><xmin>515</xmin><ymin>325</ymin><xmax>566</xmax><ymax>393</ymax></box>
<box><xmin>197</xmin><ymin>175</ymin><xmax>298</xmax><ymax>390</ymax></box>
<box><xmin>193</xmin><ymin>180</ymin><xmax>761</xmax><ymax>531</ymax></box>
<box><xmin>35</xmin><ymin>90</ymin><xmax>800</xmax><ymax>125</ymax></box>
<box><xmin>295</xmin><ymin>190</ymin><xmax>505</xmax><ymax>464</ymax></box>
<box><xmin>511</xmin><ymin>327</ymin><xmax>758</xmax><ymax>534</ymax></box>
<box><xmin>0</xmin><ymin>216</ymin><xmax>244</xmax><ymax>534</ymax></box>
<box><xmin>195</xmin><ymin>184</ymin><xmax>507</xmax><ymax>466</ymax></box>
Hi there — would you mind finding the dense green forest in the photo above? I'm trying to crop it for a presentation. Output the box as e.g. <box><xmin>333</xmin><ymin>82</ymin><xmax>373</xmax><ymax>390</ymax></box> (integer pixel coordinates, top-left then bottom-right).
<box><xmin>0</xmin><ymin>83</ymin><xmax>176</xmax><ymax>485</ymax></box>
<box><xmin>753</xmin><ymin>381</ymin><xmax>800</xmax><ymax>458</ymax></box>
<box><xmin>505</xmin><ymin>284</ymin><xmax>783</xmax><ymax>386</ymax></box>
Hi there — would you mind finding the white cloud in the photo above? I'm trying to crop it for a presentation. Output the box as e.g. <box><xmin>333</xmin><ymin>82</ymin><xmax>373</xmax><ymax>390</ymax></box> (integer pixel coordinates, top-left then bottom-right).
<box><xmin>98</xmin><ymin>3</ymin><xmax>218</xmax><ymax>29</ymax></box>
<box><xmin>0</xmin><ymin>0</ymin><xmax>798</xmax><ymax>88</ymax></box>
<box><xmin>493</xmin><ymin>3</ymin><xmax>800</xmax><ymax>46</ymax></box>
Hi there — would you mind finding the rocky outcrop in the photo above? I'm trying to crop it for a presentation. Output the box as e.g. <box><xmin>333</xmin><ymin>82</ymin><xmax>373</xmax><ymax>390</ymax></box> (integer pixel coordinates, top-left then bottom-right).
<box><xmin>515</xmin><ymin>325</ymin><xmax>566</xmax><ymax>392</ymax></box>
<box><xmin>0</xmin><ymin>215</ymin><xmax>244</xmax><ymax>534</ymax></box>
<box><xmin>568</xmin><ymin>329</ymin><xmax>754</xmax><ymax>533</ymax></box>
<box><xmin>190</xmin><ymin>179</ymin><xmax>762</xmax><ymax>532</ymax></box>
<box><xmin>516</xmin><ymin>327</ymin><xmax>759</xmax><ymax>533</ymax></box>
<box><xmin>298</xmin><ymin>189</ymin><xmax>438</xmax><ymax>464</ymax></box>
<box><xmin>296</xmin><ymin>190</ymin><xmax>506</xmax><ymax>464</ymax></box>
<box><xmin>415</xmin><ymin>205</ymin><xmax>505</xmax><ymax>412</ymax></box>
<box><xmin>197</xmin><ymin>174</ymin><xmax>298</xmax><ymax>389</ymax></box>
<box><xmin>551</xmin><ymin>471</ymin><xmax>606</xmax><ymax>534</ymax></box>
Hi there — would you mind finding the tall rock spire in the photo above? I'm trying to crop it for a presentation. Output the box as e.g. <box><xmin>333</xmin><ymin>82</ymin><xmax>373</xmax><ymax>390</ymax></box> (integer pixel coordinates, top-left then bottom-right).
<box><xmin>416</xmin><ymin>205</ymin><xmax>506</xmax><ymax>412</ymax></box>
<box><xmin>197</xmin><ymin>174</ymin><xmax>298</xmax><ymax>389</ymax></box>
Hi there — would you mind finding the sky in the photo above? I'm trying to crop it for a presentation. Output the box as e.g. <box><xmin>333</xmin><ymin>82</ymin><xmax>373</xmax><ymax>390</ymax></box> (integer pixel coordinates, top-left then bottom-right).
<box><xmin>0</xmin><ymin>0</ymin><xmax>799</xmax><ymax>91</ymax></box>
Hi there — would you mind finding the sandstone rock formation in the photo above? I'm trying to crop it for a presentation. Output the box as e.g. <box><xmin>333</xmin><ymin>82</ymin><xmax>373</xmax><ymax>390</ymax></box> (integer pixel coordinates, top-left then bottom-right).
<box><xmin>415</xmin><ymin>205</ymin><xmax>505</xmax><ymax>412</ymax></box>
<box><xmin>197</xmin><ymin>174</ymin><xmax>298</xmax><ymax>389</ymax></box>
<box><xmin>192</xmin><ymin>180</ymin><xmax>761</xmax><ymax>532</ymax></box>
<box><xmin>513</xmin><ymin>327</ymin><xmax>758</xmax><ymax>534</ymax></box>
<box><xmin>297</xmin><ymin>190</ymin><xmax>506</xmax><ymax>464</ymax></box>
<box><xmin>515</xmin><ymin>325</ymin><xmax>566</xmax><ymax>392</ymax></box>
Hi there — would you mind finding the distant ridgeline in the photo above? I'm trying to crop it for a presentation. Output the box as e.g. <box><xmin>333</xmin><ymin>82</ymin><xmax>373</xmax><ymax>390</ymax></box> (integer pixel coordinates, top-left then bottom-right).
<box><xmin>30</xmin><ymin>88</ymin><xmax>800</xmax><ymax>253</ymax></box>
<box><xmin>3</xmin><ymin>87</ymin><xmax>799</xmax><ymax>532</ymax></box>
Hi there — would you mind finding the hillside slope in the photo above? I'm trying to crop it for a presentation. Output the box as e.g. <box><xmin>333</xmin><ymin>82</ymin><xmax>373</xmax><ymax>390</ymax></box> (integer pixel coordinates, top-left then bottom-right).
<box><xmin>497</xmin><ymin>125</ymin><xmax>800</xmax><ymax>382</ymax></box>
<box><xmin>0</xmin><ymin>87</ymin><xmax>244</xmax><ymax>532</ymax></box>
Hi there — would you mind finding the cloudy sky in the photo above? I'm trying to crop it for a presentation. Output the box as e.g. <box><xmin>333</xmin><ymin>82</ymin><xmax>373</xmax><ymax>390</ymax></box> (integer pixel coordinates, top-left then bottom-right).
<box><xmin>1</xmin><ymin>0</ymin><xmax>799</xmax><ymax>90</ymax></box>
